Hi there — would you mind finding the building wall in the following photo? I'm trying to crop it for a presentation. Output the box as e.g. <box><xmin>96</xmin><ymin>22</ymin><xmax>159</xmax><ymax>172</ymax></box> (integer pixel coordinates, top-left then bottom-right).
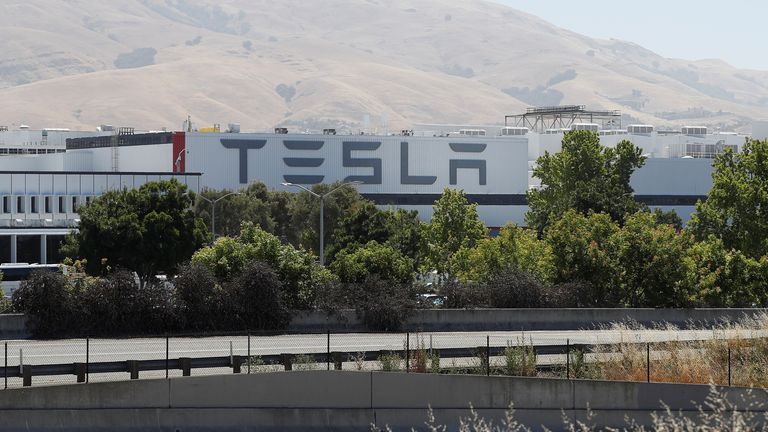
<box><xmin>184</xmin><ymin>133</ymin><xmax>530</xmax><ymax>195</ymax></box>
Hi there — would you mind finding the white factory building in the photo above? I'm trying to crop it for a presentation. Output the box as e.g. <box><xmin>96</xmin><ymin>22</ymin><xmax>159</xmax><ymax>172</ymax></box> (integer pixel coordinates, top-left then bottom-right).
<box><xmin>0</xmin><ymin>113</ymin><xmax>756</xmax><ymax>265</ymax></box>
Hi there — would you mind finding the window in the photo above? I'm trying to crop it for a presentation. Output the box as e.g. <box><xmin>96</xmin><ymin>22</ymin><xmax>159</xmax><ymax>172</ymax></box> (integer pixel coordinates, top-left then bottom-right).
<box><xmin>44</xmin><ymin>196</ymin><xmax>52</xmax><ymax>213</ymax></box>
<box><xmin>71</xmin><ymin>196</ymin><xmax>78</xmax><ymax>213</ymax></box>
<box><xmin>58</xmin><ymin>196</ymin><xmax>65</xmax><ymax>213</ymax></box>
<box><xmin>30</xmin><ymin>196</ymin><xmax>38</xmax><ymax>214</ymax></box>
<box><xmin>16</xmin><ymin>196</ymin><xmax>25</xmax><ymax>213</ymax></box>
<box><xmin>2</xmin><ymin>196</ymin><xmax>8</xmax><ymax>214</ymax></box>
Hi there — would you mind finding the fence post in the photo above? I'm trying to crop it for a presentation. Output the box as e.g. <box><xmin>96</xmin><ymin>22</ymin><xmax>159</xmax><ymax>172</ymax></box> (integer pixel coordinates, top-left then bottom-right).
<box><xmin>179</xmin><ymin>357</ymin><xmax>192</xmax><ymax>376</ymax></box>
<box><xmin>281</xmin><ymin>354</ymin><xmax>293</xmax><ymax>371</ymax></box>
<box><xmin>127</xmin><ymin>360</ymin><xmax>139</xmax><ymax>380</ymax></box>
<box><xmin>232</xmin><ymin>356</ymin><xmax>242</xmax><ymax>374</ymax></box>
<box><xmin>486</xmin><ymin>335</ymin><xmax>490</xmax><ymax>376</ymax></box>
<box><xmin>165</xmin><ymin>335</ymin><xmax>169</xmax><ymax>380</ymax></box>
<box><xmin>327</xmin><ymin>330</ymin><xmax>330</xmax><ymax>371</ymax></box>
<box><xmin>22</xmin><ymin>365</ymin><xmax>31</xmax><ymax>387</ymax></box>
<box><xmin>406</xmin><ymin>333</ymin><xmax>410</xmax><ymax>373</ymax></box>
<box><xmin>247</xmin><ymin>332</ymin><xmax>251</xmax><ymax>375</ymax></box>
<box><xmin>86</xmin><ymin>337</ymin><xmax>90</xmax><ymax>384</ymax></box>
<box><xmin>728</xmin><ymin>346</ymin><xmax>732</xmax><ymax>386</ymax></box>
<box><xmin>332</xmin><ymin>352</ymin><xmax>344</xmax><ymax>370</ymax></box>
<box><xmin>566</xmin><ymin>339</ymin><xmax>570</xmax><ymax>380</ymax></box>
<box><xmin>646</xmin><ymin>343</ymin><xmax>650</xmax><ymax>383</ymax></box>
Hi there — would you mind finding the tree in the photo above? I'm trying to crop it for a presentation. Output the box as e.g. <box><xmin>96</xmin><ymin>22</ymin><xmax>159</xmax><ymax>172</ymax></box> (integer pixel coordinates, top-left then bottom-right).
<box><xmin>289</xmin><ymin>182</ymin><xmax>365</xmax><ymax>255</ymax></box>
<box><xmin>423</xmin><ymin>188</ymin><xmax>487</xmax><ymax>274</ymax></box>
<box><xmin>689</xmin><ymin>139</ymin><xmax>768</xmax><ymax>259</ymax></box>
<box><xmin>194</xmin><ymin>183</ymin><xmax>275</xmax><ymax>238</ymax></box>
<box><xmin>328</xmin><ymin>202</ymin><xmax>424</xmax><ymax>266</ymax></box>
<box><xmin>330</xmin><ymin>241</ymin><xmax>414</xmax><ymax>284</ymax></box>
<box><xmin>683</xmin><ymin>236</ymin><xmax>768</xmax><ymax>307</ymax></box>
<box><xmin>527</xmin><ymin>130</ymin><xmax>646</xmax><ymax>233</ymax></box>
<box><xmin>615</xmin><ymin>212</ymin><xmax>694</xmax><ymax>307</ymax></box>
<box><xmin>451</xmin><ymin>224</ymin><xmax>555</xmax><ymax>284</ymax></box>
<box><xmin>191</xmin><ymin>223</ymin><xmax>334</xmax><ymax>309</ymax></box>
<box><xmin>67</xmin><ymin>179</ymin><xmax>209</xmax><ymax>286</ymax></box>
<box><xmin>544</xmin><ymin>210</ymin><xmax>623</xmax><ymax>306</ymax></box>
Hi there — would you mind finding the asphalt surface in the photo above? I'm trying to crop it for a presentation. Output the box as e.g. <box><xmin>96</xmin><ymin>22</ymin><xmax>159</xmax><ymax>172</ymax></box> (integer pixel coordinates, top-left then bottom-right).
<box><xmin>3</xmin><ymin>327</ymin><xmax>762</xmax><ymax>367</ymax></box>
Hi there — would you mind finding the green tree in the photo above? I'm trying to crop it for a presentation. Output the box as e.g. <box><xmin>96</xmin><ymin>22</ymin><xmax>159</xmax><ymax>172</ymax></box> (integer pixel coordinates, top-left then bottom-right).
<box><xmin>689</xmin><ymin>139</ymin><xmax>768</xmax><ymax>259</ymax></box>
<box><xmin>67</xmin><ymin>179</ymin><xmax>209</xmax><ymax>286</ymax></box>
<box><xmin>451</xmin><ymin>224</ymin><xmax>555</xmax><ymax>284</ymax></box>
<box><xmin>616</xmin><ymin>212</ymin><xmax>694</xmax><ymax>307</ymax></box>
<box><xmin>544</xmin><ymin>210</ymin><xmax>622</xmax><ymax>306</ymax></box>
<box><xmin>527</xmin><ymin>130</ymin><xmax>646</xmax><ymax>233</ymax></box>
<box><xmin>194</xmin><ymin>183</ymin><xmax>276</xmax><ymax>238</ymax></box>
<box><xmin>330</xmin><ymin>241</ymin><xmax>414</xmax><ymax>284</ymax></box>
<box><xmin>191</xmin><ymin>223</ymin><xmax>334</xmax><ymax>309</ymax></box>
<box><xmin>328</xmin><ymin>202</ymin><xmax>423</xmax><ymax>266</ymax></box>
<box><xmin>423</xmin><ymin>188</ymin><xmax>487</xmax><ymax>275</ymax></box>
<box><xmin>683</xmin><ymin>236</ymin><xmax>768</xmax><ymax>307</ymax></box>
<box><xmin>289</xmin><ymin>182</ymin><xmax>366</xmax><ymax>255</ymax></box>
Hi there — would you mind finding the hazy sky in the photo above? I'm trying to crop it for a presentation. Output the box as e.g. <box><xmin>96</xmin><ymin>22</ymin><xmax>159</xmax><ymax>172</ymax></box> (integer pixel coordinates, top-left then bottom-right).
<box><xmin>496</xmin><ymin>0</ymin><xmax>767</xmax><ymax>71</ymax></box>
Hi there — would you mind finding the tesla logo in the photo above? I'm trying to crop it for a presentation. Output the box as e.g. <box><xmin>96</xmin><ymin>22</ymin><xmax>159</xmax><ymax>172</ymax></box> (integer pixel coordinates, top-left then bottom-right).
<box><xmin>220</xmin><ymin>139</ymin><xmax>266</xmax><ymax>183</ymax></box>
<box><xmin>220</xmin><ymin>139</ymin><xmax>487</xmax><ymax>185</ymax></box>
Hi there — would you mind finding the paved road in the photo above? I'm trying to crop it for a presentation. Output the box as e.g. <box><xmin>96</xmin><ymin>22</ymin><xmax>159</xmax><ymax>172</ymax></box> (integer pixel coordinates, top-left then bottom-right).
<box><xmin>2</xmin><ymin>327</ymin><xmax>762</xmax><ymax>366</ymax></box>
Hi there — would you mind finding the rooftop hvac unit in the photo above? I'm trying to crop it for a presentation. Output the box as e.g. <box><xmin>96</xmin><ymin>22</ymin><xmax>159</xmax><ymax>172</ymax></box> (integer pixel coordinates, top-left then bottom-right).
<box><xmin>323</xmin><ymin>128</ymin><xmax>337</xmax><ymax>135</ymax></box>
<box><xmin>227</xmin><ymin>123</ymin><xmax>241</xmax><ymax>133</ymax></box>
<box><xmin>275</xmin><ymin>127</ymin><xmax>288</xmax><ymax>134</ymax></box>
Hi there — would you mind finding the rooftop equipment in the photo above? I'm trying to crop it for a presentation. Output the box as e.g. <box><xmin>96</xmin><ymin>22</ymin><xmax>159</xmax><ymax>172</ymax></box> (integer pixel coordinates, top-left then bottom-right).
<box><xmin>505</xmin><ymin>105</ymin><xmax>621</xmax><ymax>133</ymax></box>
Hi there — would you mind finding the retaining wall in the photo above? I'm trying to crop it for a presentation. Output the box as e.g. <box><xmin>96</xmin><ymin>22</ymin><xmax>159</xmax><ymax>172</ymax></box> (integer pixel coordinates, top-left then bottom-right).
<box><xmin>289</xmin><ymin>308</ymin><xmax>768</xmax><ymax>332</ymax></box>
<box><xmin>0</xmin><ymin>372</ymin><xmax>764</xmax><ymax>431</ymax></box>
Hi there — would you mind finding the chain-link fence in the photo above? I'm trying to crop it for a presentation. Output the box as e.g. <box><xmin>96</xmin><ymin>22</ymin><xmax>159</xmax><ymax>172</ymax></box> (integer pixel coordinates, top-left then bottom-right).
<box><xmin>2</xmin><ymin>326</ymin><xmax>767</xmax><ymax>389</ymax></box>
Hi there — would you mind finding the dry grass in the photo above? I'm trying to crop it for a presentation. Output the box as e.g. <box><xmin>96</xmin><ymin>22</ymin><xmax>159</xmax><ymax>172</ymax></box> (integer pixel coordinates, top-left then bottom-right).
<box><xmin>587</xmin><ymin>316</ymin><xmax>768</xmax><ymax>387</ymax></box>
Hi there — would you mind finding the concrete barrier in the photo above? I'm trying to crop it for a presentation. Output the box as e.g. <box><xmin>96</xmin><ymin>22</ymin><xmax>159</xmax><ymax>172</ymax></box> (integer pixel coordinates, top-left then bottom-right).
<box><xmin>290</xmin><ymin>308</ymin><xmax>768</xmax><ymax>332</ymax></box>
<box><xmin>0</xmin><ymin>372</ymin><xmax>764</xmax><ymax>431</ymax></box>
<box><xmin>0</xmin><ymin>314</ymin><xmax>28</xmax><ymax>339</ymax></box>
<box><xmin>4</xmin><ymin>308</ymin><xmax>766</xmax><ymax>339</ymax></box>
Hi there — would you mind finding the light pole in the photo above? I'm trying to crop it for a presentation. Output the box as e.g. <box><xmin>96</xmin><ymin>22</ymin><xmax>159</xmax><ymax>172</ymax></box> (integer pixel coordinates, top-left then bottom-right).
<box><xmin>174</xmin><ymin>149</ymin><xmax>185</xmax><ymax>173</ymax></box>
<box><xmin>282</xmin><ymin>181</ymin><xmax>362</xmax><ymax>265</ymax></box>
<box><xmin>197</xmin><ymin>191</ymin><xmax>240</xmax><ymax>243</ymax></box>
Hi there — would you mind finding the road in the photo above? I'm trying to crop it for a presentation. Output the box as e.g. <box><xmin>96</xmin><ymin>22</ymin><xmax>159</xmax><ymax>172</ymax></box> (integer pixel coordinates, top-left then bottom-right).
<box><xmin>2</xmin><ymin>327</ymin><xmax>761</xmax><ymax>367</ymax></box>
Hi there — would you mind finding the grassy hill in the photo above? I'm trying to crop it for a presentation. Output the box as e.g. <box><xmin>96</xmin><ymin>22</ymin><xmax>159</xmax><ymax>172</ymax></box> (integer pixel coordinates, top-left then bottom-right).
<box><xmin>0</xmin><ymin>0</ymin><xmax>765</xmax><ymax>133</ymax></box>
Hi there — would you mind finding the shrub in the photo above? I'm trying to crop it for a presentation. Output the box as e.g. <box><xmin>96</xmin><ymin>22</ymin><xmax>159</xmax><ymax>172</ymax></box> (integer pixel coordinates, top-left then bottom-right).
<box><xmin>357</xmin><ymin>277</ymin><xmax>415</xmax><ymax>331</ymax></box>
<box><xmin>223</xmin><ymin>261</ymin><xmax>290</xmax><ymax>331</ymax></box>
<box><xmin>378</xmin><ymin>352</ymin><xmax>402</xmax><ymax>371</ymax></box>
<box><xmin>485</xmin><ymin>269</ymin><xmax>548</xmax><ymax>308</ymax></box>
<box><xmin>12</xmin><ymin>270</ymin><xmax>79</xmax><ymax>338</ymax></box>
<box><xmin>80</xmin><ymin>270</ymin><xmax>178</xmax><ymax>336</ymax></box>
<box><xmin>503</xmin><ymin>338</ymin><xmax>537</xmax><ymax>377</ymax></box>
<box><xmin>174</xmin><ymin>262</ymin><xmax>222</xmax><ymax>331</ymax></box>
<box><xmin>439</xmin><ymin>281</ymin><xmax>487</xmax><ymax>308</ymax></box>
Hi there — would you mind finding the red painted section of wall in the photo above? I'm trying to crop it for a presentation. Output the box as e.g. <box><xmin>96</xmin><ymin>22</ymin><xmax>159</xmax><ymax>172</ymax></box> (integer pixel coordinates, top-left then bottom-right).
<box><xmin>172</xmin><ymin>132</ymin><xmax>186</xmax><ymax>172</ymax></box>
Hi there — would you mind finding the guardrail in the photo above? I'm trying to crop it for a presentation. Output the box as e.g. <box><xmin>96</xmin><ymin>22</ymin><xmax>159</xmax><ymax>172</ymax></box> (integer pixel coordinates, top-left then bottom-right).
<box><xmin>0</xmin><ymin>338</ymin><xmax>748</xmax><ymax>389</ymax></box>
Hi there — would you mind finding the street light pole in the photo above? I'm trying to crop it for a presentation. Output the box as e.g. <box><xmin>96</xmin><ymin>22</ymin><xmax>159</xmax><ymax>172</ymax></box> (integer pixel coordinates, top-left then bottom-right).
<box><xmin>174</xmin><ymin>149</ymin><xmax>185</xmax><ymax>173</ymax></box>
<box><xmin>197</xmin><ymin>191</ymin><xmax>241</xmax><ymax>243</ymax></box>
<box><xmin>282</xmin><ymin>181</ymin><xmax>362</xmax><ymax>265</ymax></box>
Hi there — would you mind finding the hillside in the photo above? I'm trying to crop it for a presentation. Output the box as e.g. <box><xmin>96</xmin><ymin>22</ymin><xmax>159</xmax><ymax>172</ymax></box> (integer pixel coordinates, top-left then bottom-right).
<box><xmin>0</xmin><ymin>0</ymin><xmax>766</xmax><ymax>133</ymax></box>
